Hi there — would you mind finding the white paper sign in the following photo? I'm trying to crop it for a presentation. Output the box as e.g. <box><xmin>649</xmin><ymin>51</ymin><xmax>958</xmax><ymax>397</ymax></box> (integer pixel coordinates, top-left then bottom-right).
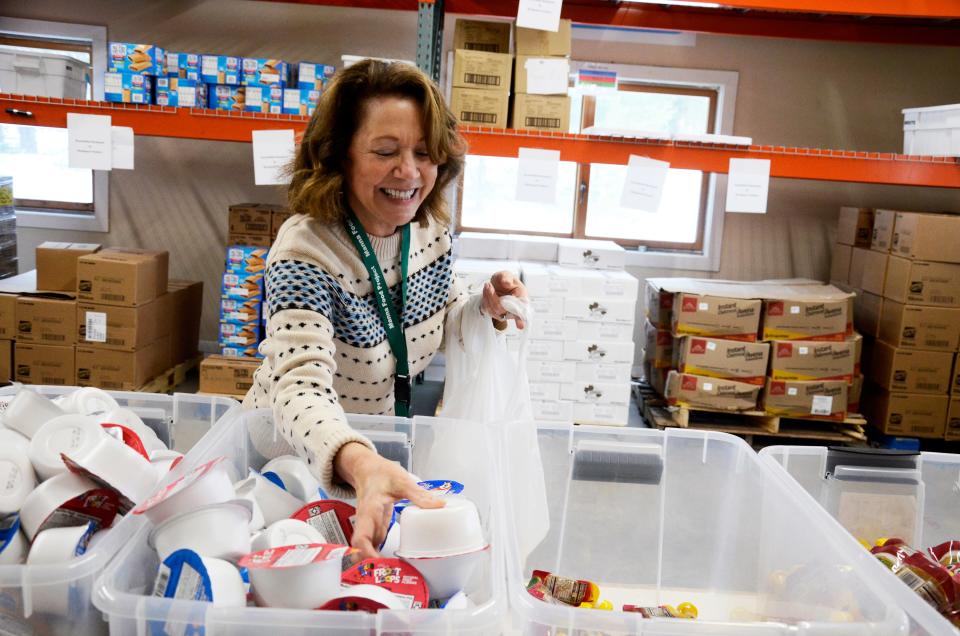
<box><xmin>525</xmin><ymin>58</ymin><xmax>569</xmax><ymax>95</ymax></box>
<box><xmin>811</xmin><ymin>395</ymin><xmax>833</xmax><ymax>416</ymax></box>
<box><xmin>516</xmin><ymin>148</ymin><xmax>560</xmax><ymax>204</ymax></box>
<box><xmin>517</xmin><ymin>0</ymin><xmax>563</xmax><ymax>31</ymax></box>
<box><xmin>620</xmin><ymin>155</ymin><xmax>669</xmax><ymax>212</ymax></box>
<box><xmin>252</xmin><ymin>129</ymin><xmax>295</xmax><ymax>186</ymax></box>
<box><xmin>85</xmin><ymin>311</ymin><xmax>107</xmax><ymax>343</ymax></box>
<box><xmin>725</xmin><ymin>158</ymin><xmax>770</xmax><ymax>214</ymax></box>
<box><xmin>111</xmin><ymin>126</ymin><xmax>134</xmax><ymax>170</ymax></box>
<box><xmin>67</xmin><ymin>113</ymin><xmax>112</xmax><ymax>170</ymax></box>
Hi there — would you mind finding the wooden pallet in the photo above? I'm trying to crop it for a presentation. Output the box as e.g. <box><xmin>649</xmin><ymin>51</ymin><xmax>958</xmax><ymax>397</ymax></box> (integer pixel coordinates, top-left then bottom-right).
<box><xmin>645</xmin><ymin>404</ymin><xmax>867</xmax><ymax>442</ymax></box>
<box><xmin>137</xmin><ymin>355</ymin><xmax>202</xmax><ymax>394</ymax></box>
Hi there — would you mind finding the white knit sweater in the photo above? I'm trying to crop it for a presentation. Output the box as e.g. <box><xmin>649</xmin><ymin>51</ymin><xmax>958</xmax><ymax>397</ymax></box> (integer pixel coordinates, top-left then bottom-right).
<box><xmin>242</xmin><ymin>213</ymin><xmax>478</xmax><ymax>498</ymax></box>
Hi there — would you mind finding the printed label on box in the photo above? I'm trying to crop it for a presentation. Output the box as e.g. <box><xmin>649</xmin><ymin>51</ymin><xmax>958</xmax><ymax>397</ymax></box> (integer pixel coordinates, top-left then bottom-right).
<box><xmin>85</xmin><ymin>311</ymin><xmax>107</xmax><ymax>343</ymax></box>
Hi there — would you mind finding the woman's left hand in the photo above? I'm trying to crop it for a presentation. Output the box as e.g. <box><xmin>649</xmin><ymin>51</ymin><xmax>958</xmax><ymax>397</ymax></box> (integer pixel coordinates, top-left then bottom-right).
<box><xmin>482</xmin><ymin>271</ymin><xmax>529</xmax><ymax>330</ymax></box>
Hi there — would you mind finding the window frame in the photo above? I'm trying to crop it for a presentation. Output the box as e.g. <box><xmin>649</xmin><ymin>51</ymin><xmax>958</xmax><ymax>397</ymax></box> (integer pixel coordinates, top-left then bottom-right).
<box><xmin>0</xmin><ymin>17</ymin><xmax>109</xmax><ymax>232</ymax></box>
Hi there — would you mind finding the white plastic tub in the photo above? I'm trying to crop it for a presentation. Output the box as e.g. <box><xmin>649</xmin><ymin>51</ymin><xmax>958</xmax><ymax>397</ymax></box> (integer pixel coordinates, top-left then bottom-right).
<box><xmin>762</xmin><ymin>445</ymin><xmax>960</xmax><ymax>635</ymax></box>
<box><xmin>902</xmin><ymin>104</ymin><xmax>960</xmax><ymax>157</ymax></box>
<box><xmin>93</xmin><ymin>409</ymin><xmax>507</xmax><ymax>636</ymax></box>
<box><xmin>0</xmin><ymin>386</ymin><xmax>239</xmax><ymax>636</ymax></box>
<box><xmin>503</xmin><ymin>424</ymin><xmax>911</xmax><ymax>635</ymax></box>
<box><xmin>0</xmin><ymin>50</ymin><xmax>89</xmax><ymax>99</ymax></box>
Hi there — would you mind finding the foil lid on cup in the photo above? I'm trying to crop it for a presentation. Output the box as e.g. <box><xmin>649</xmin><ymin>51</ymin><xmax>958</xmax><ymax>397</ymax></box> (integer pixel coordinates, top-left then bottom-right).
<box><xmin>393</xmin><ymin>480</ymin><xmax>464</xmax><ymax>516</ymax></box>
<box><xmin>342</xmin><ymin>558</ymin><xmax>429</xmax><ymax>609</ymax></box>
<box><xmin>239</xmin><ymin>543</ymin><xmax>355</xmax><ymax>570</ymax></box>
<box><xmin>100</xmin><ymin>424</ymin><xmax>150</xmax><ymax>460</ymax></box>
<box><xmin>290</xmin><ymin>500</ymin><xmax>356</xmax><ymax>546</ymax></box>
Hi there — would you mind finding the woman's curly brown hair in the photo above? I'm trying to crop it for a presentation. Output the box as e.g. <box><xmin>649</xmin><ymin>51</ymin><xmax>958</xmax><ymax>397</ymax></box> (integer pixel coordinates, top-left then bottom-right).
<box><xmin>287</xmin><ymin>59</ymin><xmax>466</xmax><ymax>228</ymax></box>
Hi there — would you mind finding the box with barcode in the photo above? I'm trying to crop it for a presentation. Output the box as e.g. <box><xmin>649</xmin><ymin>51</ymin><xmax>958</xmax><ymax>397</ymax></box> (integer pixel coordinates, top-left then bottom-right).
<box><xmin>221</xmin><ymin>272</ymin><xmax>264</xmax><ymax>301</ymax></box>
<box><xmin>200</xmin><ymin>354</ymin><xmax>261</xmax><ymax>396</ymax></box>
<box><xmin>452</xmin><ymin>50</ymin><xmax>512</xmax><ymax>92</ymax></box>
<box><xmin>104</xmin><ymin>72</ymin><xmax>154</xmax><ymax>104</ymax></box>
<box><xmin>883</xmin><ymin>256</ymin><xmax>960</xmax><ymax>307</ymax></box>
<box><xmin>454</xmin><ymin>19</ymin><xmax>511</xmax><ymax>53</ymax></box>
<box><xmin>296</xmin><ymin>62</ymin><xmax>335</xmax><ymax>91</ymax></box>
<box><xmin>200</xmin><ymin>55</ymin><xmax>241</xmax><ymax>85</ymax></box>
<box><xmin>219</xmin><ymin>322</ymin><xmax>260</xmax><ymax>348</ymax></box>
<box><xmin>450</xmin><ymin>87</ymin><xmax>508</xmax><ymax>129</ymax></box>
<box><xmin>244</xmin><ymin>84</ymin><xmax>284</xmax><ymax>114</ymax></box>
<box><xmin>154</xmin><ymin>77</ymin><xmax>206</xmax><ymax>108</ymax></box>
<box><xmin>78</xmin><ymin>248</ymin><xmax>169</xmax><ymax>307</ymax></box>
<box><xmin>165</xmin><ymin>52</ymin><xmax>202</xmax><ymax>80</ymax></box>
<box><xmin>282</xmin><ymin>87</ymin><xmax>321</xmax><ymax>116</ymax></box>
<box><xmin>241</xmin><ymin>58</ymin><xmax>288</xmax><ymax>86</ymax></box>
<box><xmin>878</xmin><ymin>301</ymin><xmax>960</xmax><ymax>351</ymax></box>
<box><xmin>108</xmin><ymin>43</ymin><xmax>165</xmax><ymax>75</ymax></box>
<box><xmin>762</xmin><ymin>378</ymin><xmax>848</xmax><ymax>421</ymax></box>
<box><xmin>220</xmin><ymin>297</ymin><xmax>262</xmax><ymax>324</ymax></box>
<box><xmin>226</xmin><ymin>246</ymin><xmax>269</xmax><ymax>275</ymax></box>
<box><xmin>36</xmin><ymin>241</ymin><xmax>101</xmax><ymax>292</ymax></box>
<box><xmin>15</xmin><ymin>343</ymin><xmax>75</xmax><ymax>386</ymax></box>
<box><xmin>868</xmin><ymin>340</ymin><xmax>953</xmax><ymax>394</ymax></box>
<box><xmin>511</xmin><ymin>94</ymin><xmax>570</xmax><ymax>132</ymax></box>
<box><xmin>16</xmin><ymin>295</ymin><xmax>76</xmax><ymax>345</ymax></box>
<box><xmin>76</xmin><ymin>338</ymin><xmax>171</xmax><ymax>390</ymax></box>
<box><xmin>228</xmin><ymin>203</ymin><xmax>275</xmax><ymax>237</ymax></box>
<box><xmin>866</xmin><ymin>391</ymin><xmax>948</xmax><ymax>438</ymax></box>
<box><xmin>77</xmin><ymin>296</ymin><xmax>171</xmax><ymax>351</ymax></box>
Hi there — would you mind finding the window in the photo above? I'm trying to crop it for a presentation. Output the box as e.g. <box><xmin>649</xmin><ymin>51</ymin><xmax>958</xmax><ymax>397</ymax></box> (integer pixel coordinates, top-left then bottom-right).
<box><xmin>457</xmin><ymin>62</ymin><xmax>739</xmax><ymax>271</ymax></box>
<box><xmin>0</xmin><ymin>18</ymin><xmax>108</xmax><ymax>231</ymax></box>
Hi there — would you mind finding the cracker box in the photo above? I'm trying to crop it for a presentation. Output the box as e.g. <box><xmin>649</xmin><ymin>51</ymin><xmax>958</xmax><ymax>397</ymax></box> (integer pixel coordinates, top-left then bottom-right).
<box><xmin>208</xmin><ymin>84</ymin><xmax>245</xmax><ymax>111</ymax></box>
<box><xmin>104</xmin><ymin>72</ymin><xmax>153</xmax><ymax>104</ymax></box>
<box><xmin>226</xmin><ymin>246</ymin><xmax>268</xmax><ymax>276</ymax></box>
<box><xmin>221</xmin><ymin>344</ymin><xmax>262</xmax><ymax>359</ymax></box>
<box><xmin>219</xmin><ymin>321</ymin><xmax>260</xmax><ymax>348</ymax></box>
<box><xmin>241</xmin><ymin>58</ymin><xmax>288</xmax><ymax>86</ymax></box>
<box><xmin>108</xmin><ymin>43</ymin><xmax>165</xmax><ymax>75</ymax></box>
<box><xmin>244</xmin><ymin>84</ymin><xmax>284</xmax><ymax>114</ymax></box>
<box><xmin>201</xmin><ymin>55</ymin><xmax>242</xmax><ymax>85</ymax></box>
<box><xmin>220</xmin><ymin>298</ymin><xmax>262</xmax><ymax>325</ymax></box>
<box><xmin>296</xmin><ymin>62</ymin><xmax>336</xmax><ymax>91</ymax></box>
<box><xmin>665</xmin><ymin>371</ymin><xmax>762</xmax><ymax>412</ymax></box>
<box><xmin>763</xmin><ymin>379</ymin><xmax>848</xmax><ymax>421</ymax></box>
<box><xmin>677</xmin><ymin>337</ymin><xmax>770</xmax><ymax>385</ymax></box>
<box><xmin>643</xmin><ymin>320</ymin><xmax>674</xmax><ymax>370</ymax></box>
<box><xmin>221</xmin><ymin>272</ymin><xmax>264</xmax><ymax>301</ymax></box>
<box><xmin>165</xmin><ymin>52</ymin><xmax>202</xmax><ymax>80</ymax></box>
<box><xmin>762</xmin><ymin>297</ymin><xmax>850</xmax><ymax>342</ymax></box>
<box><xmin>155</xmin><ymin>77</ymin><xmax>206</xmax><ymax>108</ymax></box>
<box><xmin>282</xmin><ymin>87</ymin><xmax>321</xmax><ymax>116</ymax></box>
<box><xmin>672</xmin><ymin>293</ymin><xmax>762</xmax><ymax>342</ymax></box>
<box><xmin>769</xmin><ymin>340</ymin><xmax>856</xmax><ymax>382</ymax></box>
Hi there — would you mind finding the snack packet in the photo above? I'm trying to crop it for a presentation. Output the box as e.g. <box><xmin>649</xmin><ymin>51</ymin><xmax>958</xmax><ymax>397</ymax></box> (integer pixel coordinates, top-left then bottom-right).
<box><xmin>526</xmin><ymin>570</ymin><xmax>599</xmax><ymax>607</ymax></box>
<box><xmin>623</xmin><ymin>602</ymin><xmax>698</xmax><ymax>619</ymax></box>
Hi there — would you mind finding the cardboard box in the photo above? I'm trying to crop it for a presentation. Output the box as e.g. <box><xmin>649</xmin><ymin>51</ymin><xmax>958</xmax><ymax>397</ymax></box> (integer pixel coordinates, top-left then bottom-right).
<box><xmin>227</xmin><ymin>234</ymin><xmax>271</xmax><ymax>248</ymax></box>
<box><xmin>507</xmin><ymin>234</ymin><xmax>559</xmax><ymax>262</ymax></box>
<box><xmin>527</xmin><ymin>295</ymin><xmax>564</xmax><ymax>319</ymax></box>
<box><xmin>672</xmin><ymin>293</ymin><xmax>762</xmax><ymax>342</ymax></box>
<box><xmin>201</xmin><ymin>55</ymin><xmax>241</xmax><ymax>85</ymax></box>
<box><xmin>572</xmin><ymin>402</ymin><xmax>630</xmax><ymax>427</ymax></box>
<box><xmin>532</xmin><ymin>400</ymin><xmax>572</xmax><ymax>422</ymax></box>
<box><xmin>208</xmin><ymin>84</ymin><xmax>245</xmax><ymax>111</ymax></box>
<box><xmin>77</xmin><ymin>296</ymin><xmax>170</xmax><ymax>351</ymax></box>
<box><xmin>222</xmin><ymin>272</ymin><xmax>264</xmax><ymax>301</ymax></box>
<box><xmin>879</xmin><ymin>301</ymin><xmax>960</xmax><ymax>351</ymax></box>
<box><xmin>676</xmin><ymin>337</ymin><xmax>769</xmax><ymax>385</ymax></box>
<box><xmin>0</xmin><ymin>293</ymin><xmax>17</xmax><ymax>339</ymax></box>
<box><xmin>457</xmin><ymin>232</ymin><xmax>511</xmax><ymax>260</ymax></box>
<box><xmin>848</xmin><ymin>247</ymin><xmax>888</xmax><ymax>296</ymax></box>
<box><xmin>849</xmin><ymin>374</ymin><xmax>863</xmax><ymax>413</ymax></box>
<box><xmin>575</xmin><ymin>361</ymin><xmax>631</xmax><ymax>385</ymax></box>
<box><xmin>165</xmin><ymin>52</ymin><xmax>202</xmax><ymax>80</ymax></box>
<box><xmin>511</xmin><ymin>94</ymin><xmax>570</xmax><ymax>132</ymax></box>
<box><xmin>200</xmin><ymin>355</ymin><xmax>259</xmax><ymax>396</ymax></box>
<box><xmin>244</xmin><ymin>84</ymin><xmax>284</xmax><ymax>114</ymax></box>
<box><xmin>454</xmin><ymin>19</ymin><xmax>511</xmax><ymax>53</ymax></box>
<box><xmin>229</xmin><ymin>204</ymin><xmax>275</xmax><ymax>237</ymax></box>
<box><xmin>646</xmin><ymin>281</ymin><xmax>673</xmax><ymax>329</ymax></box>
<box><xmin>577</xmin><ymin>320</ymin><xmax>634</xmax><ymax>342</ymax></box>
<box><xmin>449</xmin><ymin>87</ymin><xmax>509</xmax><ymax>128</ymax></box>
<box><xmin>0</xmin><ymin>339</ymin><xmax>11</xmax><ymax>383</ymax></box>
<box><xmin>241</xmin><ymin>58</ymin><xmax>288</xmax><ymax>86</ymax></box>
<box><xmin>884</xmin><ymin>257</ymin><xmax>960</xmax><ymax>307</ymax></box>
<box><xmin>763</xmin><ymin>379</ymin><xmax>848</xmax><ymax>421</ymax></box>
<box><xmin>528</xmin><ymin>339</ymin><xmax>564</xmax><ymax>361</ymax></box>
<box><xmin>665</xmin><ymin>371</ymin><xmax>761</xmax><ymax>411</ymax></box>
<box><xmin>36</xmin><ymin>242</ymin><xmax>101</xmax><ymax>292</ymax></box>
<box><xmin>515</xmin><ymin>19</ymin><xmax>573</xmax><ymax>56</ymax></box>
<box><xmin>221</xmin><ymin>344</ymin><xmax>262</xmax><ymax>359</ymax></box>
<box><xmin>563</xmin><ymin>340</ymin><xmax>634</xmax><ymax>364</ymax></box>
<box><xmin>520</xmin><ymin>262</ymin><xmax>589</xmax><ymax>296</ymax></box>
<box><xmin>762</xmin><ymin>298</ymin><xmax>849</xmax><ymax>342</ymax></box>
<box><xmin>528</xmin><ymin>381</ymin><xmax>560</xmax><ymax>402</ymax></box>
<box><xmin>168</xmin><ymin>280</ymin><xmax>203</xmax><ymax>365</ymax></box>
<box><xmin>529</xmin><ymin>318</ymin><xmax>575</xmax><ymax>341</ymax></box>
<box><xmin>227</xmin><ymin>246</ymin><xmax>269</xmax><ymax>276</ymax></box>
<box><xmin>830</xmin><ymin>243</ymin><xmax>853</xmax><ymax>286</ymax></box>
<box><xmin>76</xmin><ymin>337</ymin><xmax>171</xmax><ymax>390</ymax></box>
<box><xmin>947</xmin><ymin>398</ymin><xmax>960</xmax><ymax>441</ymax></box>
<box><xmin>561</xmin><ymin>381</ymin><xmax>630</xmax><ymax>405</ymax></box>
<box><xmin>871</xmin><ymin>208</ymin><xmax>898</xmax><ymax>253</ymax></box>
<box><xmin>296</xmin><ymin>62</ymin><xmax>336</xmax><ymax>91</ymax></box>
<box><xmin>154</xmin><ymin>77</ymin><xmax>206</xmax><ymax>108</ymax></box>
<box><xmin>108</xmin><ymin>43</ymin><xmax>164</xmax><ymax>75</ymax></box>
<box><xmin>272</xmin><ymin>209</ymin><xmax>294</xmax><ymax>239</ymax></box>
<box><xmin>451</xmin><ymin>50</ymin><xmax>512</xmax><ymax>91</ymax></box>
<box><xmin>892</xmin><ymin>212</ymin><xmax>960</xmax><ymax>263</ymax></box>
<box><xmin>770</xmin><ymin>340</ymin><xmax>856</xmax><ymax>382</ymax></box>
<box><xmin>104</xmin><ymin>72</ymin><xmax>153</xmax><ymax>104</ymax></box>
<box><xmin>866</xmin><ymin>391</ymin><xmax>948</xmax><ymax>438</ymax></box>
<box><xmin>563</xmin><ymin>297</ymin><xmax>635</xmax><ymax>324</ymax></box>
<box><xmin>644</xmin><ymin>320</ymin><xmax>674</xmax><ymax>369</ymax></box>
<box><xmin>78</xmin><ymin>248</ymin><xmax>169</xmax><ymax>307</ymax></box>
<box><xmin>851</xmin><ymin>332</ymin><xmax>863</xmax><ymax>373</ymax></box>
<box><xmin>854</xmin><ymin>291</ymin><xmax>883</xmax><ymax>338</ymax></box>
<box><xmin>220</xmin><ymin>297</ymin><xmax>262</xmax><ymax>324</ymax></box>
<box><xmin>868</xmin><ymin>340</ymin><xmax>953</xmax><ymax>394</ymax></box>
<box><xmin>557</xmin><ymin>238</ymin><xmax>626</xmax><ymax>270</ymax></box>
<box><xmin>16</xmin><ymin>295</ymin><xmax>76</xmax><ymax>345</ymax></box>
<box><xmin>837</xmin><ymin>207</ymin><xmax>874</xmax><ymax>248</ymax></box>
<box><xmin>15</xmin><ymin>343</ymin><xmax>74</xmax><ymax>386</ymax></box>
<box><xmin>282</xmin><ymin>87</ymin><xmax>320</xmax><ymax>116</ymax></box>
<box><xmin>527</xmin><ymin>360</ymin><xmax>576</xmax><ymax>384</ymax></box>
<box><xmin>219</xmin><ymin>321</ymin><xmax>260</xmax><ymax>348</ymax></box>
<box><xmin>514</xmin><ymin>55</ymin><xmax>571</xmax><ymax>95</ymax></box>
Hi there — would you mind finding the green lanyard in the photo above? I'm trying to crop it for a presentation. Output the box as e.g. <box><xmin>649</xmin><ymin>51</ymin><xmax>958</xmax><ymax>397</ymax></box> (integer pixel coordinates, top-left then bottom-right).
<box><xmin>343</xmin><ymin>209</ymin><xmax>411</xmax><ymax>417</ymax></box>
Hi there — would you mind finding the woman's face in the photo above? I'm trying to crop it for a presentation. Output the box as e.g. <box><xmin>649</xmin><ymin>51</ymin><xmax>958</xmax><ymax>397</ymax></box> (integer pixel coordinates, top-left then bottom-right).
<box><xmin>345</xmin><ymin>96</ymin><xmax>438</xmax><ymax>236</ymax></box>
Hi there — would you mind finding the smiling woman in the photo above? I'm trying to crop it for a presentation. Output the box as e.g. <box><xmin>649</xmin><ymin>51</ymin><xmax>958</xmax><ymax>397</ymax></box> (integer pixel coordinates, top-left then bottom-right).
<box><xmin>242</xmin><ymin>59</ymin><xmax>529</xmax><ymax>559</ymax></box>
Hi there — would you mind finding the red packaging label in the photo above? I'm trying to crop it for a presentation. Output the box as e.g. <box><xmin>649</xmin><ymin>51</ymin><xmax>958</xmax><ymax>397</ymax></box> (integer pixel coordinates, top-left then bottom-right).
<box><xmin>680</xmin><ymin>375</ymin><xmax>698</xmax><ymax>391</ymax></box>
<box><xmin>101</xmin><ymin>424</ymin><xmax>150</xmax><ymax>460</ymax></box>
<box><xmin>317</xmin><ymin>595</ymin><xmax>390</xmax><ymax>613</ymax></box>
<box><xmin>777</xmin><ymin>342</ymin><xmax>794</xmax><ymax>358</ymax></box>
<box><xmin>239</xmin><ymin>543</ymin><xmax>355</xmax><ymax>569</ymax></box>
<box><xmin>769</xmin><ymin>381</ymin><xmax>786</xmax><ymax>395</ymax></box>
<box><xmin>656</xmin><ymin>332</ymin><xmax>672</xmax><ymax>346</ymax></box>
<box><xmin>681</xmin><ymin>295</ymin><xmax>698</xmax><ymax>313</ymax></box>
<box><xmin>61</xmin><ymin>454</ymin><xmax>134</xmax><ymax>514</ymax></box>
<box><xmin>291</xmin><ymin>500</ymin><xmax>356</xmax><ymax>545</ymax></box>
<box><xmin>661</xmin><ymin>294</ymin><xmax>673</xmax><ymax>310</ymax></box>
<box><xmin>342</xmin><ymin>558</ymin><xmax>429</xmax><ymax>609</ymax></box>
<box><xmin>38</xmin><ymin>488</ymin><xmax>119</xmax><ymax>535</ymax></box>
<box><xmin>689</xmin><ymin>339</ymin><xmax>706</xmax><ymax>354</ymax></box>
<box><xmin>133</xmin><ymin>456</ymin><xmax>227</xmax><ymax>515</ymax></box>
<box><xmin>767</xmin><ymin>301</ymin><xmax>784</xmax><ymax>316</ymax></box>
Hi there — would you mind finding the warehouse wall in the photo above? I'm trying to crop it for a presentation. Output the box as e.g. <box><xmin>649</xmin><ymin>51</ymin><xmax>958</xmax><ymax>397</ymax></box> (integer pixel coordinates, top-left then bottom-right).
<box><xmin>5</xmin><ymin>0</ymin><xmax>960</xmax><ymax>348</ymax></box>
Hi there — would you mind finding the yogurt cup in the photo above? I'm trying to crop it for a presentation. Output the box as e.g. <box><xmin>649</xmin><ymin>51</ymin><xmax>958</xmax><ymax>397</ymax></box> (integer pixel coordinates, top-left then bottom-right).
<box><xmin>395</xmin><ymin>496</ymin><xmax>486</xmax><ymax>558</ymax></box>
<box><xmin>261</xmin><ymin>456</ymin><xmax>322</xmax><ymax>502</ymax></box>
<box><xmin>149</xmin><ymin>500</ymin><xmax>253</xmax><ymax>562</ymax></box>
<box><xmin>54</xmin><ymin>387</ymin><xmax>119</xmax><ymax>415</ymax></box>
<box><xmin>26</xmin><ymin>522</ymin><xmax>97</xmax><ymax>564</ymax></box>
<box><xmin>234</xmin><ymin>470</ymin><xmax>303</xmax><ymax>526</ymax></box>
<box><xmin>291</xmin><ymin>500</ymin><xmax>356</xmax><ymax>546</ymax></box>
<box><xmin>240</xmin><ymin>544</ymin><xmax>354</xmax><ymax>610</ymax></box>
<box><xmin>28</xmin><ymin>414</ymin><xmax>106</xmax><ymax>481</ymax></box>
<box><xmin>341</xmin><ymin>557</ymin><xmax>430</xmax><ymax>609</ymax></box>
<box><xmin>3</xmin><ymin>389</ymin><xmax>67</xmax><ymax>439</ymax></box>
<box><xmin>318</xmin><ymin>584</ymin><xmax>407</xmax><ymax>612</ymax></box>
<box><xmin>133</xmin><ymin>456</ymin><xmax>235</xmax><ymax>525</ymax></box>
<box><xmin>0</xmin><ymin>515</ymin><xmax>26</xmax><ymax>565</ymax></box>
<box><xmin>96</xmin><ymin>408</ymin><xmax>165</xmax><ymax>453</ymax></box>
<box><xmin>20</xmin><ymin>471</ymin><xmax>118</xmax><ymax>541</ymax></box>
<box><xmin>0</xmin><ymin>434</ymin><xmax>37</xmax><ymax>514</ymax></box>
<box><xmin>63</xmin><ymin>434</ymin><xmax>158</xmax><ymax>505</ymax></box>
<box><xmin>250</xmin><ymin>518</ymin><xmax>327</xmax><ymax>553</ymax></box>
<box><xmin>149</xmin><ymin>449</ymin><xmax>185</xmax><ymax>478</ymax></box>
<box><xmin>399</xmin><ymin>546</ymin><xmax>489</xmax><ymax>601</ymax></box>
<box><xmin>154</xmin><ymin>549</ymin><xmax>247</xmax><ymax>607</ymax></box>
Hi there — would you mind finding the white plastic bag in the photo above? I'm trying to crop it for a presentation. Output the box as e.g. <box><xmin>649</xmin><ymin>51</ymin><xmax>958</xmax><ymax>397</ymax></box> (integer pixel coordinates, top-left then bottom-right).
<box><xmin>438</xmin><ymin>296</ymin><xmax>549</xmax><ymax>561</ymax></box>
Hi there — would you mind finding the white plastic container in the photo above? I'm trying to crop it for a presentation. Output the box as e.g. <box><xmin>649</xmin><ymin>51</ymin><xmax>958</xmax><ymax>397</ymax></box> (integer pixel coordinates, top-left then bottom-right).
<box><xmin>762</xmin><ymin>445</ymin><xmax>960</xmax><ymax>636</ymax></box>
<box><xmin>94</xmin><ymin>410</ymin><xmax>506</xmax><ymax>636</ymax></box>
<box><xmin>902</xmin><ymin>104</ymin><xmax>960</xmax><ymax>157</ymax></box>
<box><xmin>0</xmin><ymin>50</ymin><xmax>89</xmax><ymax>99</ymax></box>
<box><xmin>503</xmin><ymin>424</ymin><xmax>913</xmax><ymax>635</ymax></box>
<box><xmin>0</xmin><ymin>386</ymin><xmax>238</xmax><ymax>636</ymax></box>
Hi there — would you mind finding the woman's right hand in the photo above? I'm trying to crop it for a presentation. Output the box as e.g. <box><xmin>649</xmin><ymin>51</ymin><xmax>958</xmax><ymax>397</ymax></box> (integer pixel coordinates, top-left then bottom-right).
<box><xmin>334</xmin><ymin>441</ymin><xmax>444</xmax><ymax>558</ymax></box>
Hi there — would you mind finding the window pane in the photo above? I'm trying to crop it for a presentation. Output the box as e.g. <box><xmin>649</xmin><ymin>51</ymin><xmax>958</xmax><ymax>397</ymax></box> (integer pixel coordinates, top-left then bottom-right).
<box><xmin>590</xmin><ymin>88</ymin><xmax>710</xmax><ymax>136</ymax></box>
<box><xmin>0</xmin><ymin>125</ymin><xmax>93</xmax><ymax>204</ymax></box>
<box><xmin>460</xmin><ymin>155</ymin><xmax>577</xmax><ymax>234</ymax></box>
<box><xmin>585</xmin><ymin>164</ymin><xmax>702</xmax><ymax>243</ymax></box>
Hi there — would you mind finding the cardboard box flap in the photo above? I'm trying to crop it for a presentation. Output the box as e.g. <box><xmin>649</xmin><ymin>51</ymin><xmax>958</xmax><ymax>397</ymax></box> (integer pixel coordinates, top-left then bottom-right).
<box><xmin>647</xmin><ymin>278</ymin><xmax>853</xmax><ymax>302</ymax></box>
<box><xmin>0</xmin><ymin>271</ymin><xmax>37</xmax><ymax>294</ymax></box>
<box><xmin>20</xmin><ymin>291</ymin><xmax>76</xmax><ymax>301</ymax></box>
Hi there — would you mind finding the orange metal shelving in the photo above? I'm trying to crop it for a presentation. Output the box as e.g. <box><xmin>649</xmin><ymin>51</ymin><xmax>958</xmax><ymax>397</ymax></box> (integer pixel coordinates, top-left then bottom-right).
<box><xmin>2</xmin><ymin>94</ymin><xmax>958</xmax><ymax>188</ymax></box>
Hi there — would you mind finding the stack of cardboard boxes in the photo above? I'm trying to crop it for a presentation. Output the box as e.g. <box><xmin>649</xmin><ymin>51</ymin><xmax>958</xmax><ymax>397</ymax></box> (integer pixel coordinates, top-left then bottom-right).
<box><xmin>512</xmin><ymin>20</ymin><xmax>572</xmax><ymax>132</ymax></box>
<box><xmin>831</xmin><ymin>206</ymin><xmax>960</xmax><ymax>440</ymax></box>
<box><xmin>647</xmin><ymin>278</ymin><xmax>858</xmax><ymax>423</ymax></box>
<box><xmin>449</xmin><ymin>20</ymin><xmax>512</xmax><ymax>129</ymax></box>
<box><xmin>0</xmin><ymin>176</ymin><xmax>17</xmax><ymax>280</ymax></box>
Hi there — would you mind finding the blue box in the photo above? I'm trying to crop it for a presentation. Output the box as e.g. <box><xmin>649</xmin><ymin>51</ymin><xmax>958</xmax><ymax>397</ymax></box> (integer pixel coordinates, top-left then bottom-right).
<box><xmin>220</xmin><ymin>298</ymin><xmax>262</xmax><ymax>324</ymax></box>
<box><xmin>282</xmin><ymin>87</ymin><xmax>321</xmax><ymax>116</ymax></box>
<box><xmin>108</xmin><ymin>43</ymin><xmax>165</xmax><ymax>75</ymax></box>
<box><xmin>244</xmin><ymin>84</ymin><xmax>284</xmax><ymax>114</ymax></box>
<box><xmin>226</xmin><ymin>245</ymin><xmax>269</xmax><ymax>274</ymax></box>
<box><xmin>219</xmin><ymin>321</ymin><xmax>261</xmax><ymax>348</ymax></box>
<box><xmin>154</xmin><ymin>77</ymin><xmax>206</xmax><ymax>107</ymax></box>
<box><xmin>208</xmin><ymin>84</ymin><xmax>245</xmax><ymax>111</ymax></box>
<box><xmin>297</xmin><ymin>62</ymin><xmax>335</xmax><ymax>90</ymax></box>
<box><xmin>104</xmin><ymin>72</ymin><xmax>154</xmax><ymax>104</ymax></box>
<box><xmin>242</xmin><ymin>58</ymin><xmax>288</xmax><ymax>86</ymax></box>
<box><xmin>221</xmin><ymin>344</ymin><xmax>263</xmax><ymax>359</ymax></box>
<box><xmin>165</xmin><ymin>52</ymin><xmax>202</xmax><ymax>81</ymax></box>
<box><xmin>221</xmin><ymin>271</ymin><xmax>263</xmax><ymax>300</ymax></box>
<box><xmin>201</xmin><ymin>55</ymin><xmax>241</xmax><ymax>85</ymax></box>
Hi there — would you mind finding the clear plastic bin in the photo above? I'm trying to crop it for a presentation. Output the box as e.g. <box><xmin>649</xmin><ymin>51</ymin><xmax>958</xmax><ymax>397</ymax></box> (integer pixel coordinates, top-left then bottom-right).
<box><xmin>0</xmin><ymin>50</ymin><xmax>89</xmax><ymax>99</ymax></box>
<box><xmin>0</xmin><ymin>387</ymin><xmax>239</xmax><ymax>636</ymax></box>
<box><xmin>93</xmin><ymin>409</ymin><xmax>507</xmax><ymax>636</ymax></box>
<box><xmin>504</xmin><ymin>424</ymin><xmax>911</xmax><ymax>635</ymax></box>
<box><xmin>761</xmin><ymin>445</ymin><xmax>960</xmax><ymax>635</ymax></box>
